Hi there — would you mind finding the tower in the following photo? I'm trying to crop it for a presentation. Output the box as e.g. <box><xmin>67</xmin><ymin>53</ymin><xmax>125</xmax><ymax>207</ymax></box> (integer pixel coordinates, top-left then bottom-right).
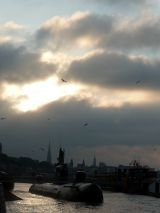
<box><xmin>93</xmin><ymin>154</ymin><xmax>96</xmax><ymax>167</ymax></box>
<box><xmin>82</xmin><ymin>159</ymin><xmax>85</xmax><ymax>167</ymax></box>
<box><xmin>57</xmin><ymin>148</ymin><xmax>65</xmax><ymax>164</ymax></box>
<box><xmin>47</xmin><ymin>142</ymin><xmax>52</xmax><ymax>164</ymax></box>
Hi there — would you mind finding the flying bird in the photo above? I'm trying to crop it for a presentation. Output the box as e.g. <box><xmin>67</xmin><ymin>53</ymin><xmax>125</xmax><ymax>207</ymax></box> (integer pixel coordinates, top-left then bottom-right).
<box><xmin>0</xmin><ymin>117</ymin><xmax>6</xmax><ymax>120</ymax></box>
<box><xmin>83</xmin><ymin>122</ymin><xmax>88</xmax><ymax>127</ymax></box>
<box><xmin>136</xmin><ymin>80</ymin><xmax>141</xmax><ymax>84</ymax></box>
<box><xmin>40</xmin><ymin>147</ymin><xmax>45</xmax><ymax>151</ymax></box>
<box><xmin>152</xmin><ymin>146</ymin><xmax>157</xmax><ymax>151</ymax></box>
<box><xmin>61</xmin><ymin>78</ymin><xmax>67</xmax><ymax>83</ymax></box>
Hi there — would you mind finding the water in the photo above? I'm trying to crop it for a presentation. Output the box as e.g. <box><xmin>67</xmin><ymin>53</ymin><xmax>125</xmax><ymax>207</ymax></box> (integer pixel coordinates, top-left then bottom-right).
<box><xmin>6</xmin><ymin>183</ymin><xmax>160</xmax><ymax>213</ymax></box>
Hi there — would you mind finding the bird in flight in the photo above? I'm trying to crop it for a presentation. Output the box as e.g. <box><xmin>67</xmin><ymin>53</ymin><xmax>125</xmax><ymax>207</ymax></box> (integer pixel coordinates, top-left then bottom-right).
<box><xmin>152</xmin><ymin>146</ymin><xmax>157</xmax><ymax>151</ymax></box>
<box><xmin>83</xmin><ymin>122</ymin><xmax>88</xmax><ymax>127</ymax></box>
<box><xmin>40</xmin><ymin>147</ymin><xmax>45</xmax><ymax>151</ymax></box>
<box><xmin>61</xmin><ymin>78</ymin><xmax>67</xmax><ymax>83</ymax></box>
<box><xmin>136</xmin><ymin>80</ymin><xmax>141</xmax><ymax>84</ymax></box>
<box><xmin>0</xmin><ymin>117</ymin><xmax>6</xmax><ymax>120</ymax></box>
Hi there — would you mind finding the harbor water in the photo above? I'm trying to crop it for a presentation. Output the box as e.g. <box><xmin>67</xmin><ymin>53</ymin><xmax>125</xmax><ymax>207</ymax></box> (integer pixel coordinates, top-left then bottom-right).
<box><xmin>6</xmin><ymin>183</ymin><xmax>160</xmax><ymax>213</ymax></box>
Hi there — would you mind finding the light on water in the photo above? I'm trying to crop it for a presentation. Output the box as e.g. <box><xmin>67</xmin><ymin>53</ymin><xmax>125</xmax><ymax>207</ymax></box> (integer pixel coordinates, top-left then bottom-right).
<box><xmin>6</xmin><ymin>183</ymin><xmax>103</xmax><ymax>213</ymax></box>
<box><xmin>6</xmin><ymin>183</ymin><xmax>160</xmax><ymax>213</ymax></box>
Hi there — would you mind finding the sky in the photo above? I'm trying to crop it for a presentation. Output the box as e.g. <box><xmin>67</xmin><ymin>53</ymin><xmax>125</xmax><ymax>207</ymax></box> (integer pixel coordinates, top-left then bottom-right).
<box><xmin>1</xmin><ymin>0</ymin><xmax>160</xmax><ymax>168</ymax></box>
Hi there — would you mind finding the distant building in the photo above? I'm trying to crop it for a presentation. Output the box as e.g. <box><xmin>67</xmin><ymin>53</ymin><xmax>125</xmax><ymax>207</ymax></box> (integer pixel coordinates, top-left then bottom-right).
<box><xmin>46</xmin><ymin>143</ymin><xmax>52</xmax><ymax>164</ymax></box>
<box><xmin>77</xmin><ymin>159</ymin><xmax>86</xmax><ymax>170</ymax></box>
<box><xmin>82</xmin><ymin>159</ymin><xmax>85</xmax><ymax>167</ymax></box>
<box><xmin>68</xmin><ymin>159</ymin><xmax>74</xmax><ymax>177</ymax></box>
<box><xmin>69</xmin><ymin>159</ymin><xmax>73</xmax><ymax>168</ymax></box>
<box><xmin>98</xmin><ymin>162</ymin><xmax>117</xmax><ymax>174</ymax></box>
<box><xmin>99</xmin><ymin>162</ymin><xmax>106</xmax><ymax>168</ymax></box>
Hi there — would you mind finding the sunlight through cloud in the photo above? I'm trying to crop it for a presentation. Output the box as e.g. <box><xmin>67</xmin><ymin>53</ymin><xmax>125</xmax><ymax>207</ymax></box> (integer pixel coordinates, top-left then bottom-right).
<box><xmin>1</xmin><ymin>76</ymin><xmax>81</xmax><ymax>112</ymax></box>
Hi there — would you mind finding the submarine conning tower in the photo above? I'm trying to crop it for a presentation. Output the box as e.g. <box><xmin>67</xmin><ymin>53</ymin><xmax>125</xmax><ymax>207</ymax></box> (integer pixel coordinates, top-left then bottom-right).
<box><xmin>75</xmin><ymin>171</ymin><xmax>86</xmax><ymax>182</ymax></box>
<box><xmin>55</xmin><ymin>148</ymin><xmax>68</xmax><ymax>183</ymax></box>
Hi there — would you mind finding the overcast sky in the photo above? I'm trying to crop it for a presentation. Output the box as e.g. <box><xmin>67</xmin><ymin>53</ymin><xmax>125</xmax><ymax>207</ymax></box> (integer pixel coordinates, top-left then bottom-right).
<box><xmin>0</xmin><ymin>0</ymin><xmax>160</xmax><ymax>168</ymax></box>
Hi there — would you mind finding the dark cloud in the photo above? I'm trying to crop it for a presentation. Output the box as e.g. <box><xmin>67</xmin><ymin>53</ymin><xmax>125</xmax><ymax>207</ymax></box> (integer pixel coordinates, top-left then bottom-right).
<box><xmin>1</xmin><ymin>98</ymin><xmax>160</xmax><ymax>166</ymax></box>
<box><xmin>34</xmin><ymin>12</ymin><xmax>160</xmax><ymax>52</ymax></box>
<box><xmin>0</xmin><ymin>43</ymin><xmax>56</xmax><ymax>83</ymax></box>
<box><xmin>66</xmin><ymin>51</ymin><xmax>160</xmax><ymax>90</ymax></box>
<box><xmin>35</xmin><ymin>13</ymin><xmax>116</xmax><ymax>50</ymax></box>
<box><xmin>106</xmin><ymin>17</ymin><xmax>160</xmax><ymax>51</ymax></box>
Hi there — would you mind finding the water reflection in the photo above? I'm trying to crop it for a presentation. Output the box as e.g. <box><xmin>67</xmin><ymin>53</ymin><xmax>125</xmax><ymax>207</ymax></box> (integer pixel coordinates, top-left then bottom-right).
<box><xmin>6</xmin><ymin>183</ymin><xmax>104</xmax><ymax>213</ymax></box>
<box><xmin>6</xmin><ymin>183</ymin><xmax>160</xmax><ymax>213</ymax></box>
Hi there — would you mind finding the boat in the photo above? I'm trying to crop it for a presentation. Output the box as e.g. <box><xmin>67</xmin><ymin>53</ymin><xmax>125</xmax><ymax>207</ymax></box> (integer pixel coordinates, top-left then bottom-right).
<box><xmin>29</xmin><ymin>148</ymin><xmax>103</xmax><ymax>203</ymax></box>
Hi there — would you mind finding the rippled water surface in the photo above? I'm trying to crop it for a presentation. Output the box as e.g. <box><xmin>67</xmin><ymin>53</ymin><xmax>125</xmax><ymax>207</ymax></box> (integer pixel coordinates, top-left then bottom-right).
<box><xmin>6</xmin><ymin>183</ymin><xmax>160</xmax><ymax>213</ymax></box>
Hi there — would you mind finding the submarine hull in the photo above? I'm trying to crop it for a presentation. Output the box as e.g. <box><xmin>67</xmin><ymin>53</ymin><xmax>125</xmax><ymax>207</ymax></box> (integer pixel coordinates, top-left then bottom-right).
<box><xmin>29</xmin><ymin>182</ymin><xmax>103</xmax><ymax>203</ymax></box>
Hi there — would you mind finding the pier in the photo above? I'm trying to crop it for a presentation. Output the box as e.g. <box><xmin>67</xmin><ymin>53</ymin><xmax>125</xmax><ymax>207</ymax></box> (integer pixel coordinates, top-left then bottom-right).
<box><xmin>0</xmin><ymin>183</ymin><xmax>6</xmax><ymax>213</ymax></box>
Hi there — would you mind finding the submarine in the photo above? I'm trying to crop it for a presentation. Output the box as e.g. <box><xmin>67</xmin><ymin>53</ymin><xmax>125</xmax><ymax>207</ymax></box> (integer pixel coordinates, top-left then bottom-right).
<box><xmin>29</xmin><ymin>148</ymin><xmax>103</xmax><ymax>203</ymax></box>
<box><xmin>29</xmin><ymin>181</ymin><xmax>103</xmax><ymax>203</ymax></box>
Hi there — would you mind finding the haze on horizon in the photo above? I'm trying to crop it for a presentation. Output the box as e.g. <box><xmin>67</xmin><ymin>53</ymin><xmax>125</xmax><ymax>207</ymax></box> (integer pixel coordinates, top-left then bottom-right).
<box><xmin>0</xmin><ymin>0</ymin><xmax>160</xmax><ymax>168</ymax></box>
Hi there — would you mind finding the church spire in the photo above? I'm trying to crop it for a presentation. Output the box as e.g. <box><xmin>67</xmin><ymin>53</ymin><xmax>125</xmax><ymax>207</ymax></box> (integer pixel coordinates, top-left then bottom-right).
<box><xmin>93</xmin><ymin>153</ymin><xmax>96</xmax><ymax>167</ymax></box>
<box><xmin>47</xmin><ymin>142</ymin><xmax>52</xmax><ymax>164</ymax></box>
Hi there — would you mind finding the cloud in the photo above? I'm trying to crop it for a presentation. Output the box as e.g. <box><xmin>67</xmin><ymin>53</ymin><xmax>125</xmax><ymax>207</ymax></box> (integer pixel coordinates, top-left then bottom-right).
<box><xmin>106</xmin><ymin>12</ymin><xmax>160</xmax><ymax>51</ymax></box>
<box><xmin>0</xmin><ymin>21</ymin><xmax>29</xmax><ymax>44</ymax></box>
<box><xmin>0</xmin><ymin>36</ymin><xmax>12</xmax><ymax>44</ymax></box>
<box><xmin>33</xmin><ymin>11</ymin><xmax>160</xmax><ymax>53</ymax></box>
<box><xmin>0</xmin><ymin>43</ymin><xmax>56</xmax><ymax>84</ymax></box>
<box><xmin>34</xmin><ymin>12</ymin><xmax>116</xmax><ymax>51</ymax></box>
<box><xmin>1</xmin><ymin>98</ymin><xmax>160</xmax><ymax>167</ymax></box>
<box><xmin>0</xmin><ymin>21</ymin><xmax>27</xmax><ymax>30</ymax></box>
<box><xmin>66</xmin><ymin>50</ymin><xmax>160</xmax><ymax>91</ymax></box>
